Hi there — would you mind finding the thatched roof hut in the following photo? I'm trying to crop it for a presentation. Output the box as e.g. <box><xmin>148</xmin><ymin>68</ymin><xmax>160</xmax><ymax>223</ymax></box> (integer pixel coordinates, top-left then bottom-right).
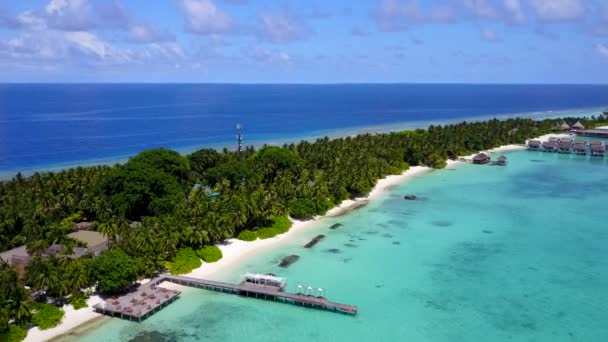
<box><xmin>572</xmin><ymin>121</ymin><xmax>585</xmax><ymax>130</ymax></box>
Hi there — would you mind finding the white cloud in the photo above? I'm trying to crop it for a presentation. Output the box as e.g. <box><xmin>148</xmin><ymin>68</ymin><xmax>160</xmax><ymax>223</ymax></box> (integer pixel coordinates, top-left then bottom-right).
<box><xmin>503</xmin><ymin>0</ymin><xmax>525</xmax><ymax>24</ymax></box>
<box><xmin>44</xmin><ymin>0</ymin><xmax>95</xmax><ymax>31</ymax></box>
<box><xmin>461</xmin><ymin>0</ymin><xmax>499</xmax><ymax>20</ymax></box>
<box><xmin>178</xmin><ymin>0</ymin><xmax>232</xmax><ymax>34</ymax></box>
<box><xmin>257</xmin><ymin>13</ymin><xmax>303</xmax><ymax>43</ymax></box>
<box><xmin>482</xmin><ymin>27</ymin><xmax>501</xmax><ymax>42</ymax></box>
<box><xmin>374</xmin><ymin>0</ymin><xmax>454</xmax><ymax>32</ymax></box>
<box><xmin>251</xmin><ymin>47</ymin><xmax>292</xmax><ymax>64</ymax></box>
<box><xmin>596</xmin><ymin>43</ymin><xmax>608</xmax><ymax>59</ymax></box>
<box><xmin>530</xmin><ymin>0</ymin><xmax>585</xmax><ymax>21</ymax></box>
<box><xmin>127</xmin><ymin>24</ymin><xmax>175</xmax><ymax>44</ymax></box>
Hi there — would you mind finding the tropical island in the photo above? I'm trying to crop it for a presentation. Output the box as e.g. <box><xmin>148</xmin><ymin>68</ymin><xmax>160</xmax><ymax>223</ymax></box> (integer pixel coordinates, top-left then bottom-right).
<box><xmin>1</xmin><ymin>114</ymin><xmax>608</xmax><ymax>341</ymax></box>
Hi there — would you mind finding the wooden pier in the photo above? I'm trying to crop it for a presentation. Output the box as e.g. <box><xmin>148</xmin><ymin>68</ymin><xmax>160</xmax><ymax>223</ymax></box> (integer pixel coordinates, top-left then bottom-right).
<box><xmin>93</xmin><ymin>274</ymin><xmax>357</xmax><ymax>321</ymax></box>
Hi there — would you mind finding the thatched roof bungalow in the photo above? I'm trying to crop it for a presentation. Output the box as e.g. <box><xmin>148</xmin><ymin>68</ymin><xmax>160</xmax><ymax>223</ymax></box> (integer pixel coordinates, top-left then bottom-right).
<box><xmin>553</xmin><ymin>122</ymin><xmax>570</xmax><ymax>131</ymax></box>
<box><xmin>496</xmin><ymin>155</ymin><xmax>507</xmax><ymax>165</ymax></box>
<box><xmin>572</xmin><ymin>121</ymin><xmax>585</xmax><ymax>130</ymax></box>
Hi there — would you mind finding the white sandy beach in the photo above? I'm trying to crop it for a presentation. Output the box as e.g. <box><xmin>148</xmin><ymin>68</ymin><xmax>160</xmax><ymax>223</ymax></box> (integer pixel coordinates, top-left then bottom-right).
<box><xmin>24</xmin><ymin>295</ymin><xmax>103</xmax><ymax>342</ymax></box>
<box><xmin>30</xmin><ymin>134</ymin><xmax>570</xmax><ymax>342</ymax></box>
<box><xmin>169</xmin><ymin>165</ymin><xmax>432</xmax><ymax>281</ymax></box>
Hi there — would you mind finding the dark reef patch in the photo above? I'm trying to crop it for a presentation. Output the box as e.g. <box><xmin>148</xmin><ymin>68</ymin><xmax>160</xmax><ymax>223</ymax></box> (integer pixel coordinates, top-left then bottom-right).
<box><xmin>304</xmin><ymin>235</ymin><xmax>325</xmax><ymax>248</ymax></box>
<box><xmin>329</xmin><ymin>223</ymin><xmax>343</xmax><ymax>230</ymax></box>
<box><xmin>381</xmin><ymin>233</ymin><xmax>394</xmax><ymax>238</ymax></box>
<box><xmin>392</xmin><ymin>241</ymin><xmax>401</xmax><ymax>245</ymax></box>
<box><xmin>129</xmin><ymin>331</ymin><xmax>193</xmax><ymax>342</ymax></box>
<box><xmin>343</xmin><ymin>243</ymin><xmax>357</xmax><ymax>248</ymax></box>
<box><xmin>279</xmin><ymin>255</ymin><xmax>300</xmax><ymax>268</ymax></box>
<box><xmin>325</xmin><ymin>248</ymin><xmax>341</xmax><ymax>254</ymax></box>
<box><xmin>482</xmin><ymin>230</ymin><xmax>493</xmax><ymax>234</ymax></box>
<box><xmin>431</xmin><ymin>220</ymin><xmax>453</xmax><ymax>227</ymax></box>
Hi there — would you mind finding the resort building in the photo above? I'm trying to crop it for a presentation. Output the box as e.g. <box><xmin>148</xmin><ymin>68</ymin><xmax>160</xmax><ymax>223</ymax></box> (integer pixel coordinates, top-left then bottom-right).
<box><xmin>590</xmin><ymin>141</ymin><xmax>605</xmax><ymax>157</ymax></box>
<box><xmin>572</xmin><ymin>121</ymin><xmax>585</xmax><ymax>130</ymax></box>
<box><xmin>542</xmin><ymin>141</ymin><xmax>557</xmax><ymax>152</ymax></box>
<box><xmin>527</xmin><ymin>140</ymin><xmax>541</xmax><ymax>150</ymax></box>
<box><xmin>553</xmin><ymin>122</ymin><xmax>570</xmax><ymax>131</ymax></box>
<box><xmin>472</xmin><ymin>153</ymin><xmax>490</xmax><ymax>164</ymax></box>
<box><xmin>0</xmin><ymin>230</ymin><xmax>108</xmax><ymax>274</ymax></box>
<box><xmin>573</xmin><ymin>128</ymin><xmax>608</xmax><ymax>138</ymax></box>
<box><xmin>573</xmin><ymin>140</ymin><xmax>588</xmax><ymax>155</ymax></box>
<box><xmin>558</xmin><ymin>138</ymin><xmax>573</xmax><ymax>153</ymax></box>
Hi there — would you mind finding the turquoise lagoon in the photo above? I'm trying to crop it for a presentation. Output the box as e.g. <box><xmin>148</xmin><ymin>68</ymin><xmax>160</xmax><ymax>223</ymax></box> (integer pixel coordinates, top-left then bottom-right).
<box><xmin>63</xmin><ymin>150</ymin><xmax>608</xmax><ymax>342</ymax></box>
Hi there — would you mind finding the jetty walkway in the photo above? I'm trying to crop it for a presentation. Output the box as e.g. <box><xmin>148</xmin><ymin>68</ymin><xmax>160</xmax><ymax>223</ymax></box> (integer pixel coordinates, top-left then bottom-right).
<box><xmin>93</xmin><ymin>274</ymin><xmax>357</xmax><ymax>321</ymax></box>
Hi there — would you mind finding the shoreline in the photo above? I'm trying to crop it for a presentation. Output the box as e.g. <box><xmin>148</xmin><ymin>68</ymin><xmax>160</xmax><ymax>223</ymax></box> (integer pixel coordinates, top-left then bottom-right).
<box><xmin>28</xmin><ymin>132</ymin><xmax>572</xmax><ymax>341</ymax></box>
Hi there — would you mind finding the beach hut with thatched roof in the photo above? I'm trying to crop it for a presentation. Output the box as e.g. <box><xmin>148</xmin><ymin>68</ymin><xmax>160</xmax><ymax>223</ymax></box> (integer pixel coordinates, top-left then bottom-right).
<box><xmin>553</xmin><ymin>122</ymin><xmax>570</xmax><ymax>131</ymax></box>
<box><xmin>572</xmin><ymin>121</ymin><xmax>585</xmax><ymax>130</ymax></box>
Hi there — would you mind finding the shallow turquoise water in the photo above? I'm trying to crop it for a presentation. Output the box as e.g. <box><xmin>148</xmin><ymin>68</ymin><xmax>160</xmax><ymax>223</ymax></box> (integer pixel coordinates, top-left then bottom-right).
<box><xmin>65</xmin><ymin>150</ymin><xmax>608</xmax><ymax>342</ymax></box>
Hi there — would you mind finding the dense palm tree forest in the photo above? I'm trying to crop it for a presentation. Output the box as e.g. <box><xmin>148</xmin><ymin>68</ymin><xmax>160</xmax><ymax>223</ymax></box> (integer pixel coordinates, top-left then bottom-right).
<box><xmin>1</xmin><ymin>115</ymin><xmax>606</xmax><ymax>338</ymax></box>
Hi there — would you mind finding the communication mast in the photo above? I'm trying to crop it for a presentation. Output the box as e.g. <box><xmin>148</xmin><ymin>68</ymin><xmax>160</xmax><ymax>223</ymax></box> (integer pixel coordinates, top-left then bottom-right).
<box><xmin>236</xmin><ymin>123</ymin><xmax>243</xmax><ymax>154</ymax></box>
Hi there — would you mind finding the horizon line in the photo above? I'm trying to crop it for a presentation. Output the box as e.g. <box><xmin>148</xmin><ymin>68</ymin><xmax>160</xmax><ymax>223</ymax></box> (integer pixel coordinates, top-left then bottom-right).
<box><xmin>2</xmin><ymin>81</ymin><xmax>608</xmax><ymax>86</ymax></box>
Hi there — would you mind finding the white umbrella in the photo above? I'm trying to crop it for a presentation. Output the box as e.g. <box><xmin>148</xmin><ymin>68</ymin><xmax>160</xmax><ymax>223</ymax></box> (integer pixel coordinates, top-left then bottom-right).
<box><xmin>307</xmin><ymin>286</ymin><xmax>313</xmax><ymax>295</ymax></box>
<box><xmin>317</xmin><ymin>288</ymin><xmax>324</xmax><ymax>297</ymax></box>
<box><xmin>296</xmin><ymin>284</ymin><xmax>303</xmax><ymax>293</ymax></box>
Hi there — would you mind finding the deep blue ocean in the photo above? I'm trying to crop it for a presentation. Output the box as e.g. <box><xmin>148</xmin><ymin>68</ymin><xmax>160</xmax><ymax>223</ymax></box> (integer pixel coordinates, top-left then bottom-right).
<box><xmin>1</xmin><ymin>84</ymin><xmax>607</xmax><ymax>176</ymax></box>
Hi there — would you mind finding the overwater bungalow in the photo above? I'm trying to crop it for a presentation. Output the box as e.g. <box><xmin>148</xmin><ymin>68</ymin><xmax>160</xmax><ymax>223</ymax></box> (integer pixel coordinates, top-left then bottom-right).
<box><xmin>573</xmin><ymin>140</ymin><xmax>588</xmax><ymax>155</ymax></box>
<box><xmin>590</xmin><ymin>141</ymin><xmax>605</xmax><ymax>157</ymax></box>
<box><xmin>558</xmin><ymin>140</ymin><xmax>573</xmax><ymax>153</ymax></box>
<box><xmin>527</xmin><ymin>140</ymin><xmax>541</xmax><ymax>150</ymax></box>
<box><xmin>542</xmin><ymin>141</ymin><xmax>557</xmax><ymax>152</ymax></box>
<box><xmin>548</xmin><ymin>137</ymin><xmax>559</xmax><ymax>143</ymax></box>
<box><xmin>472</xmin><ymin>153</ymin><xmax>490</xmax><ymax>164</ymax></box>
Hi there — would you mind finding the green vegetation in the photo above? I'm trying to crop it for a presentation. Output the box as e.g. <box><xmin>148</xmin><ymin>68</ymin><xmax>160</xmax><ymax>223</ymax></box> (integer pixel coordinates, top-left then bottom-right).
<box><xmin>31</xmin><ymin>303</ymin><xmax>64</xmax><ymax>330</ymax></box>
<box><xmin>0</xmin><ymin>325</ymin><xmax>27</xmax><ymax>342</ymax></box>
<box><xmin>2</xmin><ymin>115</ymin><xmax>608</xmax><ymax>329</ymax></box>
<box><xmin>165</xmin><ymin>248</ymin><xmax>201</xmax><ymax>274</ymax></box>
<box><xmin>237</xmin><ymin>230</ymin><xmax>257</xmax><ymax>241</ymax></box>
<box><xmin>68</xmin><ymin>294</ymin><xmax>88</xmax><ymax>310</ymax></box>
<box><xmin>196</xmin><ymin>246</ymin><xmax>223</xmax><ymax>263</ymax></box>
<box><xmin>92</xmin><ymin>249</ymin><xmax>138</xmax><ymax>294</ymax></box>
<box><xmin>255</xmin><ymin>217</ymin><xmax>293</xmax><ymax>239</ymax></box>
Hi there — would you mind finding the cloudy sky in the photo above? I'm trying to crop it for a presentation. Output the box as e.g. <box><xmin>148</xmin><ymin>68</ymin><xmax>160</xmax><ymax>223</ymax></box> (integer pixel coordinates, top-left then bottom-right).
<box><xmin>1</xmin><ymin>0</ymin><xmax>607</xmax><ymax>83</ymax></box>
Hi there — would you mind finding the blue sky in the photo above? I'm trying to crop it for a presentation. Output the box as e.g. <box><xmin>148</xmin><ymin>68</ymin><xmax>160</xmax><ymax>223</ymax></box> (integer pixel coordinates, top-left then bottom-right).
<box><xmin>1</xmin><ymin>0</ymin><xmax>608</xmax><ymax>83</ymax></box>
